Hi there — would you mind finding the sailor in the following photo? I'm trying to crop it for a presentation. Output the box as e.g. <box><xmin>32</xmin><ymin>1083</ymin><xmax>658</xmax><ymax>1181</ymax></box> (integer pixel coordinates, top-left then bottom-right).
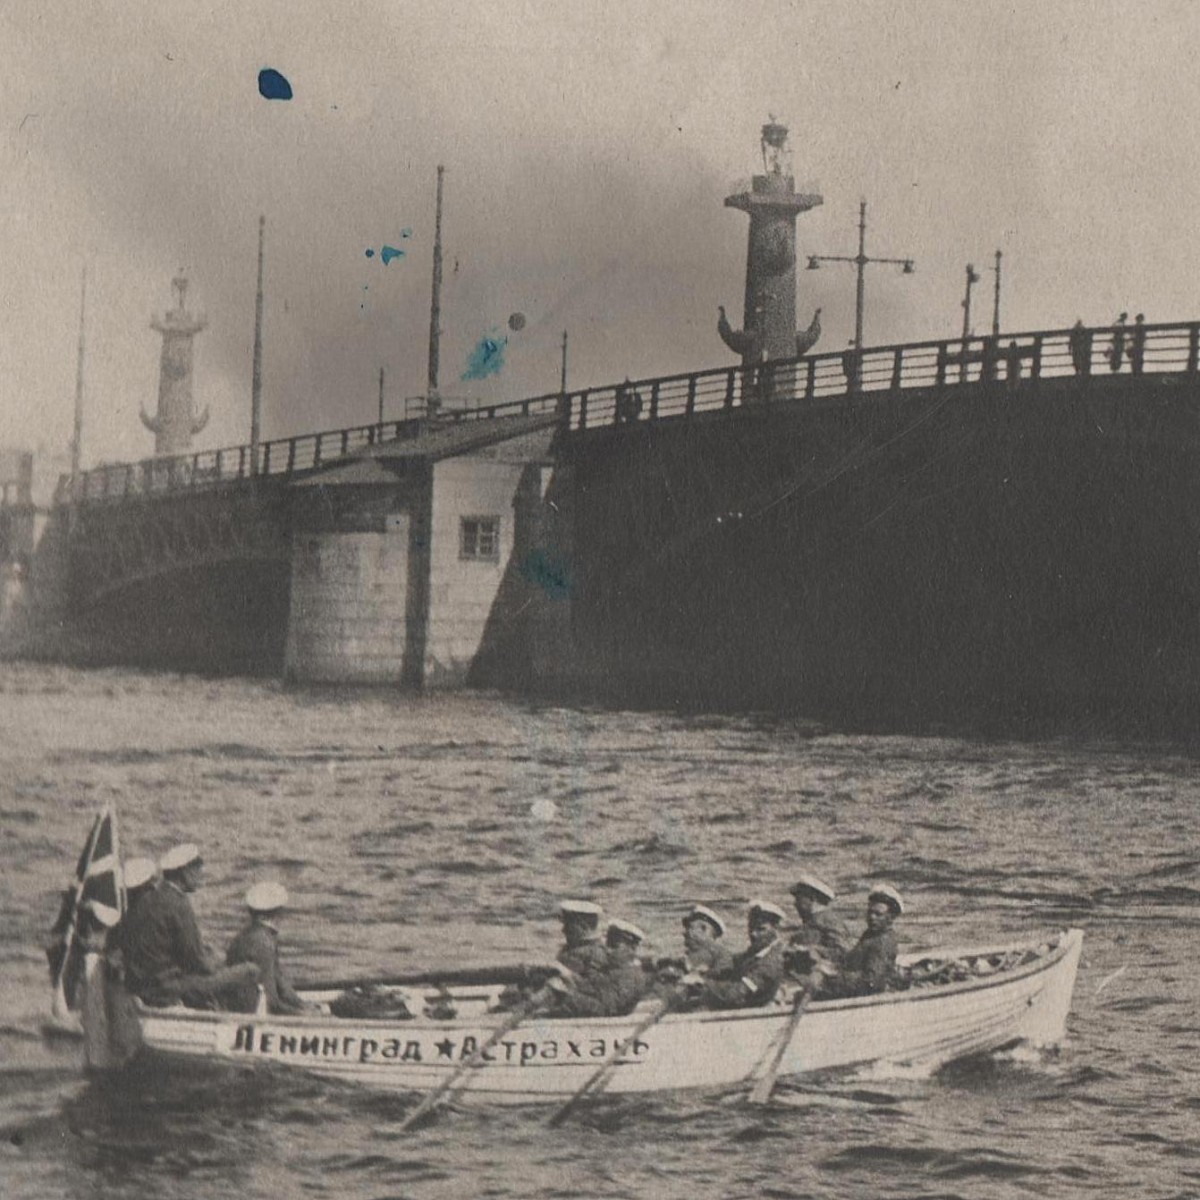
<box><xmin>120</xmin><ymin>842</ymin><xmax>258</xmax><ymax>1007</ymax></box>
<box><xmin>682</xmin><ymin>904</ymin><xmax>734</xmax><ymax>976</ymax></box>
<box><xmin>655</xmin><ymin>904</ymin><xmax>734</xmax><ymax>1007</ymax></box>
<box><xmin>224</xmin><ymin>882</ymin><xmax>313</xmax><ymax>1015</ymax></box>
<box><xmin>547</xmin><ymin>918</ymin><xmax>649</xmax><ymax>1017</ymax></box>
<box><xmin>787</xmin><ymin>874</ymin><xmax>852</xmax><ymax>966</ymax></box>
<box><xmin>556</xmin><ymin>899</ymin><xmax>610</xmax><ymax>979</ymax></box>
<box><xmin>824</xmin><ymin>884</ymin><xmax>904</xmax><ymax>998</ymax></box>
<box><xmin>699</xmin><ymin>900</ymin><xmax>788</xmax><ymax>1009</ymax></box>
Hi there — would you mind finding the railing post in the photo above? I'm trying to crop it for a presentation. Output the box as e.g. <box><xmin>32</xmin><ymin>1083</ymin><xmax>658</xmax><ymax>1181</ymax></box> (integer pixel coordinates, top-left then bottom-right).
<box><xmin>683</xmin><ymin>378</ymin><xmax>694</xmax><ymax>418</ymax></box>
<box><xmin>806</xmin><ymin>357</ymin><xmax>816</xmax><ymax>401</ymax></box>
<box><xmin>312</xmin><ymin>437</ymin><xmax>322</xmax><ymax>470</ymax></box>
<box><xmin>935</xmin><ymin>345</ymin><xmax>947</xmax><ymax>389</ymax></box>
<box><xmin>263</xmin><ymin>443</ymin><xmax>272</xmax><ymax>475</ymax></box>
<box><xmin>725</xmin><ymin>369</ymin><xmax>736</xmax><ymax>408</ymax></box>
<box><xmin>238</xmin><ymin>446</ymin><xmax>246</xmax><ymax>478</ymax></box>
<box><xmin>341</xmin><ymin>430</ymin><xmax>350</xmax><ymax>456</ymax></box>
<box><xmin>891</xmin><ymin>347</ymin><xmax>902</xmax><ymax>391</ymax></box>
<box><xmin>579</xmin><ymin>390</ymin><xmax>589</xmax><ymax>430</ymax></box>
<box><xmin>1032</xmin><ymin>335</ymin><xmax>1043</xmax><ymax>380</ymax></box>
<box><xmin>1188</xmin><ymin>324</ymin><xmax>1199</xmax><ymax>375</ymax></box>
<box><xmin>651</xmin><ymin>381</ymin><xmax>660</xmax><ymax>420</ymax></box>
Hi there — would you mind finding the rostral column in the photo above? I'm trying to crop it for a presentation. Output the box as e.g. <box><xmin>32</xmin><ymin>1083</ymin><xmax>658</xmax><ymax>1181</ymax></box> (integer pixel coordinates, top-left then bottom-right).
<box><xmin>719</xmin><ymin>121</ymin><xmax>823</xmax><ymax>367</ymax></box>
<box><xmin>142</xmin><ymin>272</ymin><xmax>209</xmax><ymax>456</ymax></box>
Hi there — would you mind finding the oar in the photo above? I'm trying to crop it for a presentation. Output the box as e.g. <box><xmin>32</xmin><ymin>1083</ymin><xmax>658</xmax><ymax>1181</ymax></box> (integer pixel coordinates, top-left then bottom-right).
<box><xmin>749</xmin><ymin>984</ymin><xmax>813</xmax><ymax>1105</ymax></box>
<box><xmin>398</xmin><ymin>985</ymin><xmax>552</xmax><ymax>1131</ymax></box>
<box><xmin>546</xmin><ymin>997</ymin><xmax>671</xmax><ymax>1127</ymax></box>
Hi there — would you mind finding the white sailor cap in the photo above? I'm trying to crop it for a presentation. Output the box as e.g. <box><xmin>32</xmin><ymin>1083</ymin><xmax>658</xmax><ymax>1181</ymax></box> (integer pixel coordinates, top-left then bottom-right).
<box><xmin>606</xmin><ymin>918</ymin><xmax>646</xmax><ymax>945</ymax></box>
<box><xmin>789</xmin><ymin>873</ymin><xmax>836</xmax><ymax>904</ymax></box>
<box><xmin>124</xmin><ymin>857</ymin><xmax>157</xmax><ymax>891</ymax></box>
<box><xmin>559</xmin><ymin>899</ymin><xmax>602</xmax><ymax>920</ymax></box>
<box><xmin>245</xmin><ymin>881</ymin><xmax>289</xmax><ymax>913</ymax></box>
<box><xmin>747</xmin><ymin>899</ymin><xmax>787</xmax><ymax>925</ymax></box>
<box><xmin>683</xmin><ymin>904</ymin><xmax>727</xmax><ymax>936</ymax></box>
<box><xmin>868</xmin><ymin>883</ymin><xmax>905</xmax><ymax>915</ymax></box>
<box><xmin>85</xmin><ymin>899</ymin><xmax>122</xmax><ymax>928</ymax></box>
<box><xmin>160</xmin><ymin>843</ymin><xmax>202</xmax><ymax>873</ymax></box>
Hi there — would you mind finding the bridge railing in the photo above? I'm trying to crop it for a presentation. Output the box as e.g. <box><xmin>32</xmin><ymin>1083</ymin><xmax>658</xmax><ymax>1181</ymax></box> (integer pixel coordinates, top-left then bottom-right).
<box><xmin>58</xmin><ymin>390</ymin><xmax>565</xmax><ymax>505</ymax></box>
<box><xmin>562</xmin><ymin>320</ymin><xmax>1200</xmax><ymax>431</ymax></box>
<box><xmin>59</xmin><ymin>320</ymin><xmax>1200</xmax><ymax>505</ymax></box>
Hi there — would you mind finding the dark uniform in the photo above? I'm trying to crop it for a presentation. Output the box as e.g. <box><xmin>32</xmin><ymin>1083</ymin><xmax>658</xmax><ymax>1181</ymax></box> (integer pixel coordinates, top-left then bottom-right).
<box><xmin>827</xmin><ymin>927</ymin><xmax>898</xmax><ymax>997</ymax></box>
<box><xmin>121</xmin><ymin>880</ymin><xmax>255</xmax><ymax>1006</ymax></box>
<box><xmin>701</xmin><ymin>938</ymin><xmax>786</xmax><ymax>1009</ymax></box>
<box><xmin>558</xmin><ymin>937</ymin><xmax>610</xmax><ymax>979</ymax></box>
<box><xmin>686</xmin><ymin>939</ymin><xmax>735</xmax><ymax>977</ymax></box>
<box><xmin>789</xmin><ymin>907</ymin><xmax>853</xmax><ymax>965</ymax></box>
<box><xmin>225</xmin><ymin>920</ymin><xmax>306</xmax><ymax>1014</ymax></box>
<box><xmin>120</xmin><ymin>880</ymin><xmax>211</xmax><ymax>1004</ymax></box>
<box><xmin>552</xmin><ymin>955</ymin><xmax>647</xmax><ymax>1017</ymax></box>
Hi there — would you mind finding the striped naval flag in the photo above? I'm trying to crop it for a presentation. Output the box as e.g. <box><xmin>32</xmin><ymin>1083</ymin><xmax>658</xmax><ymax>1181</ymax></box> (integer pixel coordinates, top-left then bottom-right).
<box><xmin>47</xmin><ymin>805</ymin><xmax>124</xmax><ymax>1018</ymax></box>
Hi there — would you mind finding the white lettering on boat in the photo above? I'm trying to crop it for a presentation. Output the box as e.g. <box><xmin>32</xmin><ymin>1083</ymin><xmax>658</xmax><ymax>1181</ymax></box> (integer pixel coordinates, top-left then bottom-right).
<box><xmin>230</xmin><ymin>1024</ymin><xmax>651</xmax><ymax>1067</ymax></box>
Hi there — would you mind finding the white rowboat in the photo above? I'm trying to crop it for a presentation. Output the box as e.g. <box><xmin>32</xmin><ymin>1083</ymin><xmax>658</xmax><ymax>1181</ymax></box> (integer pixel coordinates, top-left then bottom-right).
<box><xmin>82</xmin><ymin>928</ymin><xmax>1082</xmax><ymax>1104</ymax></box>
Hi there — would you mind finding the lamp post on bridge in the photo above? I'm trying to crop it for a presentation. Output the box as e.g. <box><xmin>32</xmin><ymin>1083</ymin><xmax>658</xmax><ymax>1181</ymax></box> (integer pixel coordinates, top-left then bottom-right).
<box><xmin>806</xmin><ymin>199</ymin><xmax>914</xmax><ymax>392</ymax></box>
<box><xmin>961</xmin><ymin>263</ymin><xmax>981</xmax><ymax>342</ymax></box>
<box><xmin>990</xmin><ymin>249</ymin><xmax>1002</xmax><ymax>338</ymax></box>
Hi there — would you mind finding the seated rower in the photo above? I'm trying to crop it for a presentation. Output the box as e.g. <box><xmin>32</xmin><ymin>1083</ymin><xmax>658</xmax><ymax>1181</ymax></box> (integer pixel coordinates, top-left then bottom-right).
<box><xmin>224</xmin><ymin>882</ymin><xmax>316</xmax><ymax>1015</ymax></box>
<box><xmin>820</xmin><ymin>884</ymin><xmax>904</xmax><ymax>998</ymax></box>
<box><xmin>119</xmin><ymin>842</ymin><xmax>258</xmax><ymax>1008</ymax></box>
<box><xmin>699</xmin><ymin>900</ymin><xmax>788</xmax><ymax>1010</ymax></box>
<box><xmin>556</xmin><ymin>899</ymin><xmax>610</xmax><ymax>980</ymax></box>
<box><xmin>681</xmin><ymin>904</ymin><xmax>733</xmax><ymax>977</ymax></box>
<box><xmin>656</xmin><ymin>904</ymin><xmax>736</xmax><ymax>1008</ymax></box>
<box><xmin>546</xmin><ymin>919</ymin><xmax>649</xmax><ymax>1017</ymax></box>
<box><xmin>787</xmin><ymin>873</ymin><xmax>852</xmax><ymax>966</ymax></box>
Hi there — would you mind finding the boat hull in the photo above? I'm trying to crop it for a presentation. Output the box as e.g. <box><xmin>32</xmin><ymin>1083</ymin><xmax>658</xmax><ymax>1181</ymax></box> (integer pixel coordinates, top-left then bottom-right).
<box><xmin>95</xmin><ymin>929</ymin><xmax>1082</xmax><ymax>1104</ymax></box>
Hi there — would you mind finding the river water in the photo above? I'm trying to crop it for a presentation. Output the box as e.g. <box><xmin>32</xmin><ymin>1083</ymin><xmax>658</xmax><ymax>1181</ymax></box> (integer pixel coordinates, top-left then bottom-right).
<box><xmin>1</xmin><ymin>662</ymin><xmax>1198</xmax><ymax>1199</ymax></box>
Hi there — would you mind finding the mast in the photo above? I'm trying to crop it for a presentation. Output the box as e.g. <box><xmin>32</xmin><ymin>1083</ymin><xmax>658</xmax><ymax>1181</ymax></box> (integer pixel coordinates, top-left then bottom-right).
<box><xmin>71</xmin><ymin>265</ymin><xmax>87</xmax><ymax>483</ymax></box>
<box><xmin>560</xmin><ymin>329</ymin><xmax>568</xmax><ymax>394</ymax></box>
<box><xmin>250</xmin><ymin>215</ymin><xmax>265</xmax><ymax>473</ymax></box>
<box><xmin>427</xmin><ymin>165</ymin><xmax>444</xmax><ymax>410</ymax></box>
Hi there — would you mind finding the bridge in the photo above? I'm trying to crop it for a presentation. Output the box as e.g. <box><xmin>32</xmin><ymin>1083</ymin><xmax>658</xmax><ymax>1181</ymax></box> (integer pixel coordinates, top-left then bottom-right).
<box><xmin>59</xmin><ymin>317</ymin><xmax>1199</xmax><ymax>506</ymax></box>
<box><xmin>6</xmin><ymin>317</ymin><xmax>1200</xmax><ymax>722</ymax></box>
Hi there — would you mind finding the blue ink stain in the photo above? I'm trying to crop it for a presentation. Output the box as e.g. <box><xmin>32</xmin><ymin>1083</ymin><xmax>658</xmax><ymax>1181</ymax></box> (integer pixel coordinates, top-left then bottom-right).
<box><xmin>380</xmin><ymin>245</ymin><xmax>405</xmax><ymax>264</ymax></box>
<box><xmin>462</xmin><ymin>330</ymin><xmax>507</xmax><ymax>380</ymax></box>
<box><xmin>365</xmin><ymin>248</ymin><xmax>375</xmax><ymax>258</ymax></box>
<box><xmin>400</xmin><ymin>228</ymin><xmax>413</xmax><ymax>238</ymax></box>
<box><xmin>520</xmin><ymin>549</ymin><xmax>572</xmax><ymax>600</ymax></box>
<box><xmin>258</xmin><ymin>68</ymin><xmax>293</xmax><ymax>101</ymax></box>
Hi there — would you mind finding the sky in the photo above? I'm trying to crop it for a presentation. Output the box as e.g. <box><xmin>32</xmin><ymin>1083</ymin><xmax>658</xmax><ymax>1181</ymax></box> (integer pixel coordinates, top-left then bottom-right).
<box><xmin>3</xmin><ymin>0</ymin><xmax>1198</xmax><ymax>479</ymax></box>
